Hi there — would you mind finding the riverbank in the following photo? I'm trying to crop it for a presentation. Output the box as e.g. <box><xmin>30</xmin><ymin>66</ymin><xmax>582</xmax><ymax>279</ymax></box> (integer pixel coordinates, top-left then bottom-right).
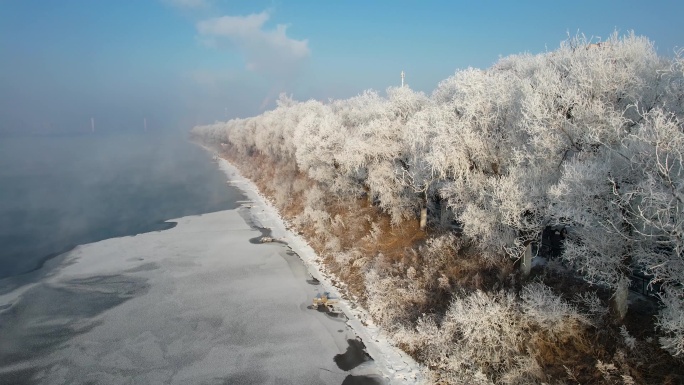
<box><xmin>213</xmin><ymin>155</ymin><xmax>424</xmax><ymax>384</ymax></box>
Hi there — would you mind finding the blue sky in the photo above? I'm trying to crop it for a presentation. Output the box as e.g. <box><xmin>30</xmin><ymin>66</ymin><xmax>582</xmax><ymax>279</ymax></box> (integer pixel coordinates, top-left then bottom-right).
<box><xmin>1</xmin><ymin>0</ymin><xmax>683</xmax><ymax>133</ymax></box>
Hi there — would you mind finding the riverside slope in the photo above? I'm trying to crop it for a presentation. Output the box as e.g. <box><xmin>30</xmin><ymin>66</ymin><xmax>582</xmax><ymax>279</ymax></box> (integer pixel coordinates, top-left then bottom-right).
<box><xmin>215</xmin><ymin>156</ymin><xmax>424</xmax><ymax>384</ymax></box>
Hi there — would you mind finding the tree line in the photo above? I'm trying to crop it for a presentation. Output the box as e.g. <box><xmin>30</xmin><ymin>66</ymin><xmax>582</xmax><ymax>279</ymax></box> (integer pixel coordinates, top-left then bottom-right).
<box><xmin>192</xmin><ymin>32</ymin><xmax>684</xmax><ymax>383</ymax></box>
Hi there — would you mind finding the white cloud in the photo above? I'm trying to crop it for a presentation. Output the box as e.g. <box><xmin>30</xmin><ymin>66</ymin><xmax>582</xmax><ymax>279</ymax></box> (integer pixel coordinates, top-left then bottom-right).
<box><xmin>196</xmin><ymin>11</ymin><xmax>310</xmax><ymax>79</ymax></box>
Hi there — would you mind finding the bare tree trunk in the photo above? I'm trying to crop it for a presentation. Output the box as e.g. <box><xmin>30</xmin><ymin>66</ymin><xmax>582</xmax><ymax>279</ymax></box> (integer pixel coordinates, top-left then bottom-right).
<box><xmin>521</xmin><ymin>243</ymin><xmax>533</xmax><ymax>276</ymax></box>
<box><xmin>419</xmin><ymin>206</ymin><xmax>427</xmax><ymax>231</ymax></box>
<box><xmin>612</xmin><ymin>277</ymin><xmax>630</xmax><ymax>320</ymax></box>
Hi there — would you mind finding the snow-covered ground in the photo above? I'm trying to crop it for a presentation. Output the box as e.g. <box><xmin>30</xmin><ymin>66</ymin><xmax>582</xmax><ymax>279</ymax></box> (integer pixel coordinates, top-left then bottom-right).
<box><xmin>0</xmin><ymin>153</ymin><xmax>423</xmax><ymax>385</ymax></box>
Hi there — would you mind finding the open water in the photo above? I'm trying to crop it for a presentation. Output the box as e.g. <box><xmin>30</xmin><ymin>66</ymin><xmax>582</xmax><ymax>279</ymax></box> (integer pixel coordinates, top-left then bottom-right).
<box><xmin>0</xmin><ymin>132</ymin><xmax>243</xmax><ymax>280</ymax></box>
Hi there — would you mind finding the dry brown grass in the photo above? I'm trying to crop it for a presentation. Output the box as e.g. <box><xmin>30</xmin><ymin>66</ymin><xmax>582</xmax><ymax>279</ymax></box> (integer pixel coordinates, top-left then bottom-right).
<box><xmin>314</xmin><ymin>197</ymin><xmax>427</xmax><ymax>301</ymax></box>
<box><xmin>528</xmin><ymin>329</ymin><xmax>597</xmax><ymax>383</ymax></box>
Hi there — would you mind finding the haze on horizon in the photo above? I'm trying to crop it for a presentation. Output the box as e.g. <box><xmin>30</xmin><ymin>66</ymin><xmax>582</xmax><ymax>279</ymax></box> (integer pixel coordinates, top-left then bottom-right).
<box><xmin>1</xmin><ymin>0</ymin><xmax>683</xmax><ymax>135</ymax></box>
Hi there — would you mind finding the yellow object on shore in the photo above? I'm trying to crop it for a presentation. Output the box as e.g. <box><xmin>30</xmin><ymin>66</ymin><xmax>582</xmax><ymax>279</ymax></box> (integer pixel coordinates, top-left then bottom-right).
<box><xmin>313</xmin><ymin>292</ymin><xmax>339</xmax><ymax>308</ymax></box>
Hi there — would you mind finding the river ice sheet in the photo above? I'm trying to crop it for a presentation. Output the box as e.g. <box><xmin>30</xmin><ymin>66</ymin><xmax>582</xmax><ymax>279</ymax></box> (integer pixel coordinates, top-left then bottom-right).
<box><xmin>0</xmin><ymin>209</ymin><xmax>381</xmax><ymax>384</ymax></box>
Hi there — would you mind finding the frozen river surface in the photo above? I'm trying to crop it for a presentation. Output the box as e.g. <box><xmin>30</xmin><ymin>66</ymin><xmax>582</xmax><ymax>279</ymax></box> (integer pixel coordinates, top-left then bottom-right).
<box><xmin>0</xmin><ymin>208</ymin><xmax>383</xmax><ymax>384</ymax></box>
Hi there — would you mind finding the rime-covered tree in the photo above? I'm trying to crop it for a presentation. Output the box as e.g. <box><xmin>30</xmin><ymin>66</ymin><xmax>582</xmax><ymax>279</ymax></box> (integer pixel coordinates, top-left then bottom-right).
<box><xmin>190</xmin><ymin>32</ymin><xmax>684</xmax><ymax>357</ymax></box>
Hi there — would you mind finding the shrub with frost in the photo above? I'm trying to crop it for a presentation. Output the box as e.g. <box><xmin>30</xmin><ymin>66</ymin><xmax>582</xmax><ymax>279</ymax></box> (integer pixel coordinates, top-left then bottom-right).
<box><xmin>292</xmin><ymin>207</ymin><xmax>330</xmax><ymax>237</ymax></box>
<box><xmin>440</xmin><ymin>291</ymin><xmax>525</xmax><ymax>377</ymax></box>
<box><xmin>521</xmin><ymin>282</ymin><xmax>590</xmax><ymax>339</ymax></box>
<box><xmin>364</xmin><ymin>268</ymin><xmax>428</xmax><ymax>328</ymax></box>
<box><xmin>574</xmin><ymin>291</ymin><xmax>608</xmax><ymax>326</ymax></box>
<box><xmin>417</xmin><ymin>233</ymin><xmax>464</xmax><ymax>289</ymax></box>
<box><xmin>657</xmin><ymin>287</ymin><xmax>684</xmax><ymax>356</ymax></box>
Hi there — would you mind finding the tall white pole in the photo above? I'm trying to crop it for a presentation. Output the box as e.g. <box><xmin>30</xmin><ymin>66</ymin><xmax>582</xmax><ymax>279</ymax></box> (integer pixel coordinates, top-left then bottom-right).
<box><xmin>401</xmin><ymin>70</ymin><xmax>405</xmax><ymax>88</ymax></box>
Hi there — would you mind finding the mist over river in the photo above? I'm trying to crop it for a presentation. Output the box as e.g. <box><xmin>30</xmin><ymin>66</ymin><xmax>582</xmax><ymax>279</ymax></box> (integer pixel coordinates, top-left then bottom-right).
<box><xmin>0</xmin><ymin>132</ymin><xmax>244</xmax><ymax>280</ymax></box>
